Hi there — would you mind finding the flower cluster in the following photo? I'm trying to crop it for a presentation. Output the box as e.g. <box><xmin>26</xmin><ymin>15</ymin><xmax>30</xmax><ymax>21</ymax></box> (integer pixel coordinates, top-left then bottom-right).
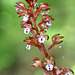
<box><xmin>14</xmin><ymin>0</ymin><xmax>74</xmax><ymax>75</ymax></box>
<box><xmin>31</xmin><ymin>56</ymin><xmax>74</xmax><ymax>75</ymax></box>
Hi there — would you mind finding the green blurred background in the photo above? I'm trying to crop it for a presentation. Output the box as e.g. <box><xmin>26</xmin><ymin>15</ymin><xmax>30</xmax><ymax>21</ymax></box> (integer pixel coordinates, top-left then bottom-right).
<box><xmin>0</xmin><ymin>0</ymin><xmax>75</xmax><ymax>75</ymax></box>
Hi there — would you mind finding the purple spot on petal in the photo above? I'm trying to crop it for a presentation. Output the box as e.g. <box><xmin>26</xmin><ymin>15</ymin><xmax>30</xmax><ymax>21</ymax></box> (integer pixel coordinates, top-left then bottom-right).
<box><xmin>41</xmin><ymin>38</ymin><xmax>43</xmax><ymax>41</ymax></box>
<box><xmin>26</xmin><ymin>29</ymin><xmax>28</xmax><ymax>33</ymax></box>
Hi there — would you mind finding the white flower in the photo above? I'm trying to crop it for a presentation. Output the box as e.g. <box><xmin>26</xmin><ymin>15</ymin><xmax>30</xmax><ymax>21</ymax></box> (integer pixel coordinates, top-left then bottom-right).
<box><xmin>45</xmin><ymin>64</ymin><xmax>54</xmax><ymax>71</ymax></box>
<box><xmin>38</xmin><ymin>36</ymin><xmax>46</xmax><ymax>43</ymax></box>
<box><xmin>26</xmin><ymin>44</ymin><xmax>31</xmax><ymax>50</ymax></box>
<box><xmin>23</xmin><ymin>14</ymin><xmax>29</xmax><ymax>22</ymax></box>
<box><xmin>56</xmin><ymin>70</ymin><xmax>61</xmax><ymax>75</ymax></box>
<box><xmin>24</xmin><ymin>28</ymin><xmax>30</xmax><ymax>34</ymax></box>
<box><xmin>46</xmin><ymin>21</ymin><xmax>51</xmax><ymax>26</ymax></box>
<box><xmin>65</xmin><ymin>72</ymin><xmax>71</xmax><ymax>75</ymax></box>
<box><xmin>40</xmin><ymin>12</ymin><xmax>44</xmax><ymax>15</ymax></box>
<box><xmin>34</xmin><ymin>3</ymin><xmax>38</xmax><ymax>6</ymax></box>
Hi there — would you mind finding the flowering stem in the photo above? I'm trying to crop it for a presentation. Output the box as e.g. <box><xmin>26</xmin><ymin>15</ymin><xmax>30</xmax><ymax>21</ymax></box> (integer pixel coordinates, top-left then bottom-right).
<box><xmin>41</xmin><ymin>66</ymin><xmax>47</xmax><ymax>71</ymax></box>
<box><xmin>31</xmin><ymin>10</ymin><xmax>38</xmax><ymax>33</ymax></box>
<box><xmin>47</xmin><ymin>44</ymin><xmax>54</xmax><ymax>52</ymax></box>
<box><xmin>15</xmin><ymin>1</ymin><xmax>74</xmax><ymax>75</ymax></box>
<box><xmin>41</xmin><ymin>43</ymin><xmax>48</xmax><ymax>57</ymax></box>
<box><xmin>38</xmin><ymin>47</ymin><xmax>44</xmax><ymax>53</ymax></box>
<box><xmin>31</xmin><ymin>30</ymin><xmax>36</xmax><ymax>34</ymax></box>
<box><xmin>33</xmin><ymin>17</ymin><xmax>38</xmax><ymax>33</ymax></box>
<box><xmin>53</xmin><ymin>69</ymin><xmax>56</xmax><ymax>75</ymax></box>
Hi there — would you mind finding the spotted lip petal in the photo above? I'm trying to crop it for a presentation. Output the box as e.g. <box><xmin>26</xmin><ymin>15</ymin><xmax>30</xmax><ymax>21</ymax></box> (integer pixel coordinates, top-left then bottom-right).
<box><xmin>37</xmin><ymin>30</ymin><xmax>48</xmax><ymax>43</ymax></box>
<box><xmin>45</xmin><ymin>64</ymin><xmax>54</xmax><ymax>71</ymax></box>
<box><xmin>43</xmin><ymin>56</ymin><xmax>55</xmax><ymax>72</ymax></box>
<box><xmin>24</xmin><ymin>28</ymin><xmax>30</xmax><ymax>34</ymax></box>
<box><xmin>26</xmin><ymin>44</ymin><xmax>31</xmax><ymax>50</ymax></box>
<box><xmin>38</xmin><ymin>36</ymin><xmax>46</xmax><ymax>43</ymax></box>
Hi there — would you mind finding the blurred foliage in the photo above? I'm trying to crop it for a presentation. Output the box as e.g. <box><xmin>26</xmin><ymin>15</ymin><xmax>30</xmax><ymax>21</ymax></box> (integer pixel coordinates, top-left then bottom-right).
<box><xmin>0</xmin><ymin>0</ymin><xmax>75</xmax><ymax>75</ymax></box>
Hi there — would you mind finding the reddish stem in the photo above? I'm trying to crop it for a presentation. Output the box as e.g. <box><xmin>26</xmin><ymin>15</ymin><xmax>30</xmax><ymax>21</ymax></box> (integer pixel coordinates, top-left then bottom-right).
<box><xmin>41</xmin><ymin>43</ymin><xmax>48</xmax><ymax>57</ymax></box>
<box><xmin>41</xmin><ymin>66</ymin><xmax>47</xmax><ymax>71</ymax></box>
<box><xmin>33</xmin><ymin>17</ymin><xmax>38</xmax><ymax>33</ymax></box>
<box><xmin>30</xmin><ymin>10</ymin><xmax>38</xmax><ymax>33</ymax></box>
<box><xmin>37</xmin><ymin>21</ymin><xmax>42</xmax><ymax>27</ymax></box>
<box><xmin>38</xmin><ymin>47</ymin><xmax>44</xmax><ymax>53</ymax></box>
<box><xmin>53</xmin><ymin>69</ymin><xmax>56</xmax><ymax>75</ymax></box>
<box><xmin>47</xmin><ymin>44</ymin><xmax>54</xmax><ymax>52</ymax></box>
<box><xmin>31</xmin><ymin>30</ymin><xmax>36</xmax><ymax>34</ymax></box>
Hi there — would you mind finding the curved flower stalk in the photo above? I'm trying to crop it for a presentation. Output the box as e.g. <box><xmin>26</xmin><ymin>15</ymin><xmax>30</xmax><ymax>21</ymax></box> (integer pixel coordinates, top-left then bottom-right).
<box><xmin>14</xmin><ymin>0</ymin><xmax>74</xmax><ymax>75</ymax></box>
<box><xmin>47</xmin><ymin>34</ymin><xmax>64</xmax><ymax>52</ymax></box>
